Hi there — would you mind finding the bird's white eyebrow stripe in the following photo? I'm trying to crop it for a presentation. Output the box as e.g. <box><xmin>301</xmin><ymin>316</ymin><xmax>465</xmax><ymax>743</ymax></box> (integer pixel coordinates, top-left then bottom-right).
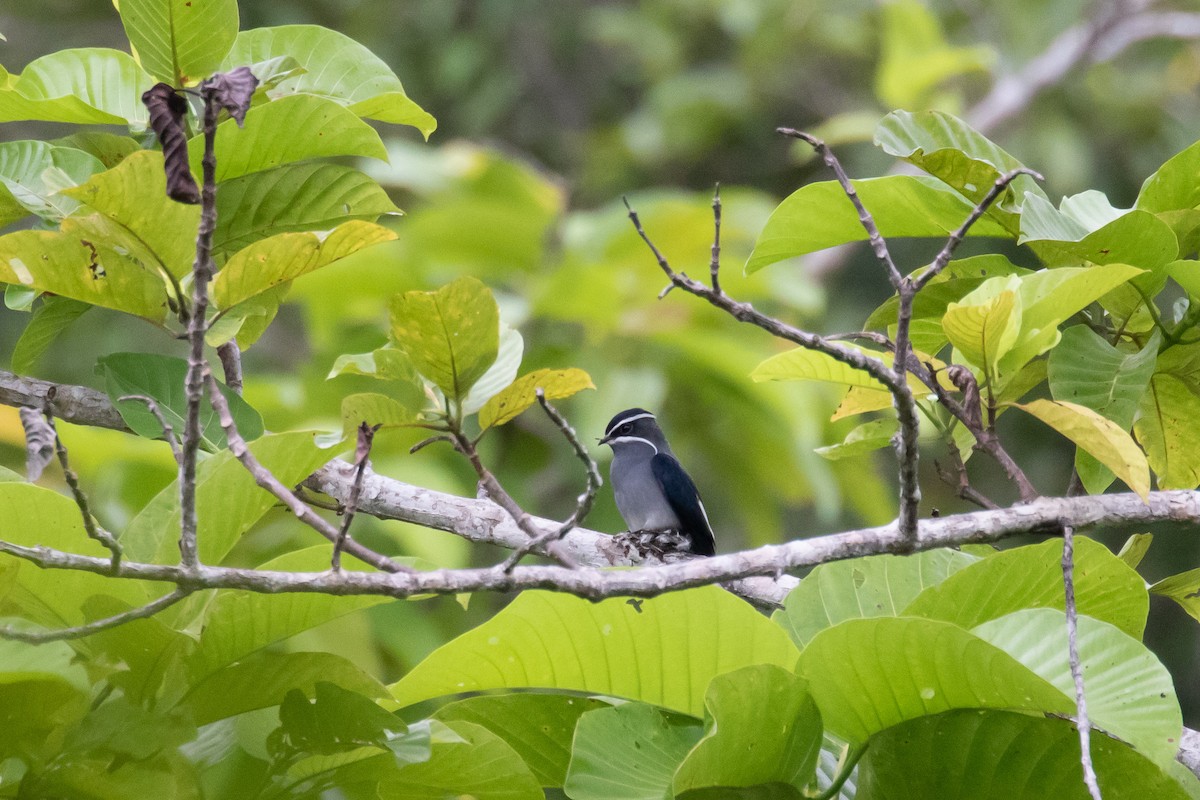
<box><xmin>605</xmin><ymin>435</ymin><xmax>658</xmax><ymax>454</ymax></box>
<box><xmin>608</xmin><ymin>412</ymin><xmax>656</xmax><ymax>431</ymax></box>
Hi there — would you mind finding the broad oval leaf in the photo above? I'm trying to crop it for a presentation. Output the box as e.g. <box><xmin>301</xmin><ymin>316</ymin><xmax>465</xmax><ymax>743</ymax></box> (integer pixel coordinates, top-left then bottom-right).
<box><xmin>745</xmin><ymin>175</ymin><xmax>1011</xmax><ymax>273</ymax></box>
<box><xmin>1135</xmin><ymin>373</ymin><xmax>1200</xmax><ymax>490</ymax></box>
<box><xmin>433</xmin><ymin>694</ymin><xmax>609</xmax><ymax>787</ymax></box>
<box><xmin>1015</xmin><ymin>398</ymin><xmax>1150</xmax><ymax>499</ymax></box>
<box><xmin>388</xmin><ymin>587</ymin><xmax>800</xmax><ymax>717</ymax></box>
<box><xmin>0</xmin><ymin>140</ymin><xmax>105</xmax><ymax>223</ymax></box>
<box><xmin>974</xmin><ymin>608</ymin><xmax>1181</xmax><ymax>766</ymax></box>
<box><xmin>64</xmin><ymin>150</ymin><xmax>203</xmax><ymax>279</ymax></box>
<box><xmin>814</xmin><ymin>417</ymin><xmax>898</xmax><ymax>460</ymax></box>
<box><xmin>478</xmin><ymin>367</ymin><xmax>596</xmax><ymax>429</ymax></box>
<box><xmin>673</xmin><ymin>665</ymin><xmax>822</xmax><ymax>796</ymax></box>
<box><xmin>751</xmin><ymin>345</ymin><xmax>890</xmax><ymax>390</ymax></box>
<box><xmin>774</xmin><ymin>549</ymin><xmax>979</xmax><ymax>649</ymax></box>
<box><xmin>211</xmin><ymin>162</ymin><xmax>399</xmax><ymax>255</ymax></box>
<box><xmin>564</xmin><ymin>703</ymin><xmax>702</xmax><ymax>800</ymax></box>
<box><xmin>188</xmin><ymin>93</ymin><xmax>389</xmax><ymax>182</ymax></box>
<box><xmin>875</xmin><ymin>109</ymin><xmax>1041</xmax><ymax>223</ymax></box>
<box><xmin>340</xmin><ymin>392</ymin><xmax>420</xmax><ymax>437</ymax></box>
<box><xmin>858</xmin><ymin>710</ymin><xmax>1198</xmax><ymax>800</ymax></box>
<box><xmin>10</xmin><ymin>296</ymin><xmax>90</xmax><ymax>374</ymax></box>
<box><xmin>800</xmin><ymin>616</ymin><xmax>1071</xmax><ymax>744</ymax></box>
<box><xmin>98</xmin><ymin>352</ymin><xmax>264</xmax><ymax>453</ymax></box>
<box><xmin>116</xmin><ymin>0</ymin><xmax>239</xmax><ymax>84</ymax></box>
<box><xmin>461</xmin><ymin>323</ymin><xmax>525</xmax><ymax>416</ymax></box>
<box><xmin>0</xmin><ymin>48</ymin><xmax>154</xmax><ymax>126</ymax></box>
<box><xmin>943</xmin><ymin>287</ymin><xmax>1020</xmax><ymax>375</ymax></box>
<box><xmin>223</xmin><ymin>25</ymin><xmax>436</xmax><ymax>137</ymax></box>
<box><xmin>389</xmin><ymin>276</ymin><xmax>500</xmax><ymax>404</ymax></box>
<box><xmin>902</xmin><ymin>537</ymin><xmax>1148</xmax><ymax>638</ymax></box>
<box><xmin>213</xmin><ymin>220</ymin><xmax>397</xmax><ymax>309</ymax></box>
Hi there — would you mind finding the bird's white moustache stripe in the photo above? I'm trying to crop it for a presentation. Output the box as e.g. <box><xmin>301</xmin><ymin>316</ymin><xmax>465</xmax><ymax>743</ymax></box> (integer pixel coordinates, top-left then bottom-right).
<box><xmin>605</xmin><ymin>435</ymin><xmax>658</xmax><ymax>454</ymax></box>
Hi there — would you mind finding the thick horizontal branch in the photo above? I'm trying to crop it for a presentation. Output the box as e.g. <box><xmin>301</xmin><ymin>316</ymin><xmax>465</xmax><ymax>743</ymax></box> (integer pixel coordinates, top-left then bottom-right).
<box><xmin>3</xmin><ymin>490</ymin><xmax>1196</xmax><ymax>602</ymax></box>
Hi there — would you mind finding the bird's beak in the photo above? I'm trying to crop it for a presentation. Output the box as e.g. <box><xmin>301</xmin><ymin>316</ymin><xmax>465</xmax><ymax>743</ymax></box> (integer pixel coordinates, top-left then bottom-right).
<box><xmin>597</xmin><ymin>434</ymin><xmax>612</xmax><ymax>447</ymax></box>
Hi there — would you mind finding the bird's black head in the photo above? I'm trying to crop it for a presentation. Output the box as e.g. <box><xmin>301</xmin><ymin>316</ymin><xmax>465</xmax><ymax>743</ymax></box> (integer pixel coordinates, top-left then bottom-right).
<box><xmin>599</xmin><ymin>408</ymin><xmax>666</xmax><ymax>450</ymax></box>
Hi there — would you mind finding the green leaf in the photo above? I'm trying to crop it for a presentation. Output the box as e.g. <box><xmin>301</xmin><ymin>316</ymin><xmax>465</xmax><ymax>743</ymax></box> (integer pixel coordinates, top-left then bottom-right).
<box><xmin>211</xmin><ymin>163</ymin><xmax>399</xmax><ymax>255</ymax></box>
<box><xmin>564</xmin><ymin>703</ymin><xmax>703</xmax><ymax>800</ymax></box>
<box><xmin>389</xmin><ymin>587</ymin><xmax>800</xmax><ymax>717</ymax></box>
<box><xmin>0</xmin><ymin>638</ymin><xmax>91</xmax><ymax>762</ymax></box>
<box><xmin>462</xmin><ymin>323</ymin><xmax>525</xmax><ymax>415</ymax></box>
<box><xmin>773</xmin><ymin>549</ymin><xmax>979</xmax><ymax>649</ymax></box>
<box><xmin>223</xmin><ymin>25</ymin><xmax>437</xmax><ymax>137</ymax></box>
<box><xmin>1019</xmin><ymin>196</ymin><xmax>1178</xmax><ymax>269</ymax></box>
<box><xmin>478</xmin><ymin>367</ymin><xmax>596</xmax><ymax>429</ymax></box>
<box><xmin>0</xmin><ymin>48</ymin><xmax>154</xmax><ymax>126</ymax></box>
<box><xmin>858</xmin><ymin>710</ymin><xmax>1197</xmax><ymax>800</ymax></box>
<box><xmin>874</xmin><ymin>109</ymin><xmax>1038</xmax><ymax>223</ymax></box>
<box><xmin>1135</xmin><ymin>373</ymin><xmax>1200</xmax><ymax>490</ymax></box>
<box><xmin>974</xmin><ymin>608</ymin><xmax>1181</xmax><ymax>766</ymax></box>
<box><xmin>1166</xmin><ymin>259</ymin><xmax>1200</xmax><ymax>298</ymax></box>
<box><xmin>813</xmin><ymin>417</ymin><xmax>898</xmax><ymax>460</ymax></box>
<box><xmin>1048</xmin><ymin>326</ymin><xmax>1158</xmax><ymax>493</ymax></box>
<box><xmin>1138</xmin><ymin>138</ymin><xmax>1200</xmax><ymax>215</ymax></box>
<box><xmin>0</xmin><ymin>140</ymin><xmax>105</xmax><ymax>223</ymax></box>
<box><xmin>389</xmin><ymin>276</ymin><xmax>501</xmax><ymax>404</ymax></box>
<box><xmin>1150</xmin><ymin>568</ymin><xmax>1200</xmax><ymax>624</ymax></box>
<box><xmin>188</xmin><ymin>547</ymin><xmax>393</xmax><ymax>677</ymax></box>
<box><xmin>116</xmin><ymin>0</ymin><xmax>238</xmax><ymax>84</ymax></box>
<box><xmin>1015</xmin><ymin>398</ymin><xmax>1151</xmax><ymax>499</ymax></box>
<box><xmin>340</xmin><ymin>392</ymin><xmax>420</xmax><ymax>436</ymax></box>
<box><xmin>188</xmin><ymin>94</ymin><xmax>389</xmax><ymax>182</ymax></box>
<box><xmin>902</xmin><ymin>537</ymin><xmax>1149</xmax><ymax>638</ymax></box>
<box><xmin>121</xmin><ymin>431</ymin><xmax>332</xmax><ymax>566</ymax></box>
<box><xmin>64</xmin><ymin>149</ymin><xmax>203</xmax><ymax>280</ymax></box>
<box><xmin>328</xmin><ymin>347</ymin><xmax>418</xmax><ymax>383</ymax></box>
<box><xmin>278</xmin><ymin>681</ymin><xmax>408</xmax><ymax>753</ymax></box>
<box><xmin>213</xmin><ymin>221</ymin><xmax>397</xmax><ymax>309</ymax></box>
<box><xmin>0</xmin><ymin>483</ymin><xmax>149</xmax><ymax>627</ymax></box>
<box><xmin>178</xmin><ymin>650</ymin><xmax>387</xmax><ymax>726</ymax></box>
<box><xmin>11</xmin><ymin>296</ymin><xmax>90</xmax><ymax>374</ymax></box>
<box><xmin>51</xmin><ymin>131</ymin><xmax>141</xmax><ymax>169</ymax></box>
<box><xmin>673</xmin><ymin>666</ymin><xmax>822</xmax><ymax>796</ymax></box>
<box><xmin>98</xmin><ymin>352</ymin><xmax>264</xmax><ymax>453</ymax></box>
<box><xmin>745</xmin><ymin>175</ymin><xmax>1010</xmax><ymax>273</ymax></box>
<box><xmin>800</xmin><ymin>616</ymin><xmax>1071</xmax><ymax>745</ymax></box>
<box><xmin>751</xmin><ymin>345</ymin><xmax>889</xmax><ymax>390</ymax></box>
<box><xmin>376</xmin><ymin>719</ymin><xmax>542</xmax><ymax>800</ymax></box>
<box><xmin>64</xmin><ymin>696</ymin><xmax>195</xmax><ymax>761</ymax></box>
<box><xmin>433</xmin><ymin>694</ymin><xmax>609</xmax><ymax>787</ymax></box>
<box><xmin>0</xmin><ymin>224</ymin><xmax>169</xmax><ymax>321</ymax></box>
<box><xmin>943</xmin><ymin>284</ymin><xmax>1021</xmax><ymax>376</ymax></box>
<box><xmin>1117</xmin><ymin>533</ymin><xmax>1154</xmax><ymax>569</ymax></box>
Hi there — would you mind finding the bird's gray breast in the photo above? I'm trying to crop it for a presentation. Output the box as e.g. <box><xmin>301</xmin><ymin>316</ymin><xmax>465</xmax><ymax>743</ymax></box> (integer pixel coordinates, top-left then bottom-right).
<box><xmin>610</xmin><ymin>449</ymin><xmax>681</xmax><ymax>532</ymax></box>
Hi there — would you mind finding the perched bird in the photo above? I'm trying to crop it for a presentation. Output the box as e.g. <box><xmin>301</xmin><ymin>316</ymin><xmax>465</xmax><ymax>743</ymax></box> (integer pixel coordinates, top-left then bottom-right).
<box><xmin>599</xmin><ymin>408</ymin><xmax>715</xmax><ymax>556</ymax></box>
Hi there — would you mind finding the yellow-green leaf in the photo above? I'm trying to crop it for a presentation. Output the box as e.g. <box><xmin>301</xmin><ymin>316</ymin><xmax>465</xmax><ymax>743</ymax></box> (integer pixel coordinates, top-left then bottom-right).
<box><xmin>340</xmin><ymin>392</ymin><xmax>419</xmax><ymax>437</ymax></box>
<box><xmin>1135</xmin><ymin>374</ymin><xmax>1200</xmax><ymax>490</ymax></box>
<box><xmin>213</xmin><ymin>221</ymin><xmax>396</xmax><ymax>309</ymax></box>
<box><xmin>478</xmin><ymin>368</ymin><xmax>595</xmax><ymax>429</ymax></box>
<box><xmin>389</xmin><ymin>277</ymin><xmax>499</xmax><ymax>403</ymax></box>
<box><xmin>943</xmin><ymin>289</ymin><xmax>1020</xmax><ymax>376</ymax></box>
<box><xmin>752</xmin><ymin>345</ymin><xmax>890</xmax><ymax>390</ymax></box>
<box><xmin>1016</xmin><ymin>398</ymin><xmax>1150</xmax><ymax>499</ymax></box>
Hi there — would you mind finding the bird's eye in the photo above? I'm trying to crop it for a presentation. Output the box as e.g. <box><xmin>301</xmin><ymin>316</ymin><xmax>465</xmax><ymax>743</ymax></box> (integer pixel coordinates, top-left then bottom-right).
<box><xmin>619</xmin><ymin>423</ymin><xmax>632</xmax><ymax>434</ymax></box>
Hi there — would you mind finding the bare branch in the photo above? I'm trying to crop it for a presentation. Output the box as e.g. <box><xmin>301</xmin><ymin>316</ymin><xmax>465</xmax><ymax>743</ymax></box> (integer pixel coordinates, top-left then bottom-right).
<box><xmin>776</xmin><ymin>128</ymin><xmax>904</xmax><ymax>289</ymax></box>
<box><xmin>500</xmin><ymin>390</ymin><xmax>603</xmax><ymax>572</ymax></box>
<box><xmin>1062</xmin><ymin>525</ymin><xmax>1103</xmax><ymax>800</ymax></box>
<box><xmin>0</xmin><ymin>370</ymin><xmax>126</xmax><ymax>432</ymax></box>
<box><xmin>0</xmin><ymin>588</ymin><xmax>189</xmax><ymax>643</ymax></box>
<box><xmin>203</xmin><ymin>368</ymin><xmax>412</xmax><ymax>574</ymax></box>
<box><xmin>332</xmin><ymin>422</ymin><xmax>380</xmax><ymax>572</ymax></box>
<box><xmin>119</xmin><ymin>394</ymin><xmax>182</xmax><ymax>465</ymax></box>
<box><xmin>913</xmin><ymin>167</ymin><xmax>1044</xmax><ymax>293</ymax></box>
<box><xmin>45</xmin><ymin>412</ymin><xmax>122</xmax><ymax>569</ymax></box>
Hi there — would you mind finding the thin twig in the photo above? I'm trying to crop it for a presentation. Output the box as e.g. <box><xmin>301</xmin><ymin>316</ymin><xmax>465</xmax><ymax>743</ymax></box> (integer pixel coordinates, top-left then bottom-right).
<box><xmin>119</xmin><ymin>394</ymin><xmax>182</xmax><ymax>465</ymax></box>
<box><xmin>448</xmin><ymin>428</ymin><xmax>578</xmax><ymax>569</ymax></box>
<box><xmin>332</xmin><ymin>422</ymin><xmax>380</xmax><ymax>572</ymax></box>
<box><xmin>0</xmin><ymin>588</ymin><xmax>190</xmax><ymax>643</ymax></box>
<box><xmin>44</xmin><ymin>410</ymin><xmax>122</xmax><ymax>569</ymax></box>
<box><xmin>912</xmin><ymin>167</ymin><xmax>1044</xmax><ymax>293</ymax></box>
<box><xmin>203</xmin><ymin>368</ymin><xmax>412</xmax><ymax>574</ymax></box>
<box><xmin>710</xmin><ymin>183</ymin><xmax>723</xmax><ymax>294</ymax></box>
<box><xmin>776</xmin><ymin>128</ymin><xmax>904</xmax><ymax>289</ymax></box>
<box><xmin>1062</xmin><ymin>524</ymin><xmax>1103</xmax><ymax>800</ymax></box>
<box><xmin>500</xmin><ymin>390</ymin><xmax>603</xmax><ymax>572</ymax></box>
<box><xmin>827</xmin><ymin>331</ymin><xmax>897</xmax><ymax>350</ymax></box>
<box><xmin>216</xmin><ymin>341</ymin><xmax>244</xmax><ymax>395</ymax></box>
<box><xmin>934</xmin><ymin>444</ymin><xmax>1000</xmax><ymax>511</ymax></box>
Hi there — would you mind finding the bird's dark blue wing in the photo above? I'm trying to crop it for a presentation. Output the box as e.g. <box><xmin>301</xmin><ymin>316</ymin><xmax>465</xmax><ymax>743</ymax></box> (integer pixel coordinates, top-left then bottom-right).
<box><xmin>650</xmin><ymin>453</ymin><xmax>715</xmax><ymax>556</ymax></box>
